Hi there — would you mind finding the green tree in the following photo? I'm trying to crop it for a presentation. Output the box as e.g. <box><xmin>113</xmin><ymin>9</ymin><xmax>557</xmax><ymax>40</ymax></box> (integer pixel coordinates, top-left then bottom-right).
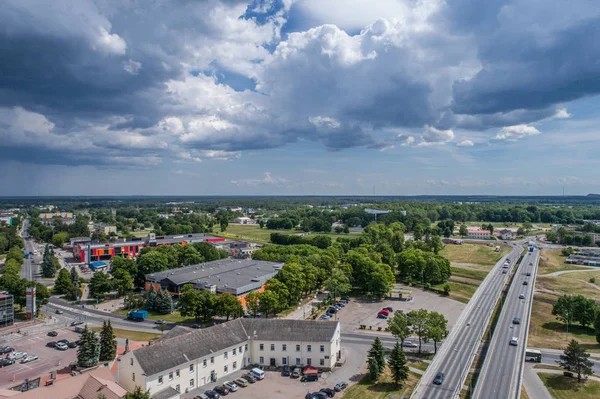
<box><xmin>388</xmin><ymin>311</ymin><xmax>411</xmax><ymax>346</ymax></box>
<box><xmin>145</xmin><ymin>284</ymin><xmax>158</xmax><ymax>311</ymax></box>
<box><xmin>443</xmin><ymin>283</ymin><xmax>451</xmax><ymax>296</ymax></box>
<box><xmin>245</xmin><ymin>290</ymin><xmax>261</xmax><ymax>317</ymax></box>
<box><xmin>99</xmin><ymin>320</ymin><xmax>117</xmax><ymax>362</ymax></box>
<box><xmin>573</xmin><ymin>296</ymin><xmax>598</xmax><ymax>328</ymax></box>
<box><xmin>263</xmin><ymin>278</ymin><xmax>290</xmax><ymax>311</ymax></box>
<box><xmin>217</xmin><ymin>292</ymin><xmax>243</xmax><ymax>321</ymax></box>
<box><xmin>259</xmin><ymin>290</ymin><xmax>279</xmax><ymax>318</ymax></box>
<box><xmin>522</xmin><ymin>221</ymin><xmax>532</xmax><ymax>232</ymax></box>
<box><xmin>517</xmin><ymin>227</ymin><xmax>525</xmax><ymax>236</ymax></box>
<box><xmin>6</xmin><ymin>246</ymin><xmax>24</xmax><ymax>264</ymax></box>
<box><xmin>125</xmin><ymin>387</ymin><xmax>151</xmax><ymax>399</ymax></box>
<box><xmin>276</xmin><ymin>262</ymin><xmax>305</xmax><ymax>304</ymax></box>
<box><xmin>407</xmin><ymin>309</ymin><xmax>429</xmax><ymax>353</ymax></box>
<box><xmin>368</xmin><ymin>337</ymin><xmax>386</xmax><ymax>374</ymax></box>
<box><xmin>367</xmin><ymin>264</ymin><xmax>395</xmax><ymax>299</ymax></box>
<box><xmin>594</xmin><ymin>312</ymin><xmax>600</xmax><ymax>344</ymax></box>
<box><xmin>51</xmin><ymin>232</ymin><xmax>69</xmax><ymax>248</ymax></box>
<box><xmin>77</xmin><ymin>325</ymin><xmax>99</xmax><ymax>367</ymax></box>
<box><xmin>178</xmin><ymin>284</ymin><xmax>201</xmax><ymax>321</ymax></box>
<box><xmin>54</xmin><ymin>268</ymin><xmax>75</xmax><ymax>295</ymax></box>
<box><xmin>558</xmin><ymin>339</ymin><xmax>594</xmax><ymax>383</ymax></box>
<box><xmin>425</xmin><ymin>311</ymin><xmax>448</xmax><ymax>354</ymax></box>
<box><xmin>368</xmin><ymin>356</ymin><xmax>380</xmax><ymax>381</ymax></box>
<box><xmin>110</xmin><ymin>256</ymin><xmax>138</xmax><ymax>277</ymax></box>
<box><xmin>259</xmin><ymin>220</ymin><xmax>265</xmax><ymax>229</ymax></box>
<box><xmin>125</xmin><ymin>293</ymin><xmax>145</xmax><ymax>310</ymax></box>
<box><xmin>154</xmin><ymin>289</ymin><xmax>173</xmax><ymax>315</ymax></box>
<box><xmin>196</xmin><ymin>289</ymin><xmax>217</xmax><ymax>322</ymax></box>
<box><xmin>89</xmin><ymin>272</ymin><xmax>113</xmax><ymax>300</ymax></box>
<box><xmin>112</xmin><ymin>269</ymin><xmax>133</xmax><ymax>297</ymax></box>
<box><xmin>135</xmin><ymin>251</ymin><xmax>169</xmax><ymax>286</ymax></box>
<box><xmin>70</xmin><ymin>266</ymin><xmax>80</xmax><ymax>286</ymax></box>
<box><xmin>323</xmin><ymin>268</ymin><xmax>352</xmax><ymax>301</ymax></box>
<box><xmin>388</xmin><ymin>341</ymin><xmax>409</xmax><ymax>387</ymax></box>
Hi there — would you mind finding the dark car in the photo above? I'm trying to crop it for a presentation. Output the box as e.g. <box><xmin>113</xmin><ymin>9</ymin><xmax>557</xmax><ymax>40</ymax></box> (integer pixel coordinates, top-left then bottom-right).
<box><xmin>70</xmin><ymin>321</ymin><xmax>83</xmax><ymax>326</ymax></box>
<box><xmin>204</xmin><ymin>390</ymin><xmax>220</xmax><ymax>399</ymax></box>
<box><xmin>301</xmin><ymin>374</ymin><xmax>319</xmax><ymax>382</ymax></box>
<box><xmin>55</xmin><ymin>309</ymin><xmax>63</xmax><ymax>314</ymax></box>
<box><xmin>68</xmin><ymin>341</ymin><xmax>78</xmax><ymax>348</ymax></box>
<box><xmin>384</xmin><ymin>307</ymin><xmax>393</xmax><ymax>312</ymax></box>
<box><xmin>213</xmin><ymin>385</ymin><xmax>229</xmax><ymax>395</ymax></box>
<box><xmin>57</xmin><ymin>339</ymin><xmax>69</xmax><ymax>345</ymax></box>
<box><xmin>320</xmin><ymin>387</ymin><xmax>336</xmax><ymax>397</ymax></box>
<box><xmin>46</xmin><ymin>341</ymin><xmax>57</xmax><ymax>348</ymax></box>
<box><xmin>312</xmin><ymin>393</ymin><xmax>328</xmax><ymax>399</ymax></box>
<box><xmin>191</xmin><ymin>324</ymin><xmax>201</xmax><ymax>329</ymax></box>
<box><xmin>523</xmin><ymin>281</ymin><xmax>529</xmax><ymax>285</ymax></box>
<box><xmin>327</xmin><ymin>307</ymin><xmax>338</xmax><ymax>314</ymax></box>
<box><xmin>242</xmin><ymin>374</ymin><xmax>257</xmax><ymax>383</ymax></box>
<box><xmin>433</xmin><ymin>372</ymin><xmax>444</xmax><ymax>385</ymax></box>
<box><xmin>342</xmin><ymin>295</ymin><xmax>350</xmax><ymax>301</ymax></box>
<box><xmin>0</xmin><ymin>359</ymin><xmax>14</xmax><ymax>368</ymax></box>
<box><xmin>334</xmin><ymin>381</ymin><xmax>348</xmax><ymax>391</ymax></box>
<box><xmin>513</xmin><ymin>317</ymin><xmax>521</xmax><ymax>325</ymax></box>
<box><xmin>282</xmin><ymin>366</ymin><xmax>291</xmax><ymax>376</ymax></box>
<box><xmin>47</xmin><ymin>331</ymin><xmax>58</xmax><ymax>337</ymax></box>
<box><xmin>0</xmin><ymin>347</ymin><xmax>13</xmax><ymax>354</ymax></box>
<box><xmin>376</xmin><ymin>313</ymin><xmax>388</xmax><ymax>319</ymax></box>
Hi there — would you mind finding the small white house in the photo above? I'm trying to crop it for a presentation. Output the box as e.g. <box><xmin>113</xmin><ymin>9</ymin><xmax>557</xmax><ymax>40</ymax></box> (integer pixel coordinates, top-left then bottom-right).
<box><xmin>233</xmin><ymin>217</ymin><xmax>252</xmax><ymax>224</ymax></box>
<box><xmin>498</xmin><ymin>229</ymin><xmax>517</xmax><ymax>240</ymax></box>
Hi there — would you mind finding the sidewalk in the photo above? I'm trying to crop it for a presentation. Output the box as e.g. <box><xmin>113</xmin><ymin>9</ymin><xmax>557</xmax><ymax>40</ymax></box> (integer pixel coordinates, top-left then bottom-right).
<box><xmin>531</xmin><ymin>347</ymin><xmax>600</xmax><ymax>359</ymax></box>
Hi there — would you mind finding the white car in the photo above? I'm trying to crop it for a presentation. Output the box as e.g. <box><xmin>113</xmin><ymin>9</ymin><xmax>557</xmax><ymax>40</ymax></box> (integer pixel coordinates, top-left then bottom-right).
<box><xmin>519</xmin><ymin>293</ymin><xmax>525</xmax><ymax>299</ymax></box>
<box><xmin>223</xmin><ymin>381</ymin><xmax>239</xmax><ymax>392</ymax></box>
<box><xmin>21</xmin><ymin>355</ymin><xmax>38</xmax><ymax>363</ymax></box>
<box><xmin>402</xmin><ymin>341</ymin><xmax>418</xmax><ymax>348</ymax></box>
<box><xmin>56</xmin><ymin>342</ymin><xmax>68</xmax><ymax>351</ymax></box>
<box><xmin>510</xmin><ymin>337</ymin><xmax>519</xmax><ymax>346</ymax></box>
<box><xmin>8</xmin><ymin>352</ymin><xmax>27</xmax><ymax>360</ymax></box>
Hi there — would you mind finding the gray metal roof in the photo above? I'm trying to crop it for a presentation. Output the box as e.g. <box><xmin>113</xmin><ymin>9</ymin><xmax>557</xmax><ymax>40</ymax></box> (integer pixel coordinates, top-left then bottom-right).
<box><xmin>151</xmin><ymin>386</ymin><xmax>180</xmax><ymax>399</ymax></box>
<box><xmin>132</xmin><ymin>319</ymin><xmax>339</xmax><ymax>376</ymax></box>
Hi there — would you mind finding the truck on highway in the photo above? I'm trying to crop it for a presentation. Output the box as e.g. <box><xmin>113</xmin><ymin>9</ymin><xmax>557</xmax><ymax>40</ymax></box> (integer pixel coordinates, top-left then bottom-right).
<box><xmin>127</xmin><ymin>310</ymin><xmax>149</xmax><ymax>322</ymax></box>
<box><xmin>529</xmin><ymin>246</ymin><xmax>534</xmax><ymax>252</ymax></box>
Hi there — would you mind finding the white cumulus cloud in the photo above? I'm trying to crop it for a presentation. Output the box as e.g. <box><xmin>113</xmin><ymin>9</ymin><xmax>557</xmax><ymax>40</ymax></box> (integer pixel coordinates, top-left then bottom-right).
<box><xmin>456</xmin><ymin>140</ymin><xmax>474</xmax><ymax>147</ymax></box>
<box><xmin>495</xmin><ymin>124</ymin><xmax>541</xmax><ymax>141</ymax></box>
<box><xmin>418</xmin><ymin>125</ymin><xmax>455</xmax><ymax>146</ymax></box>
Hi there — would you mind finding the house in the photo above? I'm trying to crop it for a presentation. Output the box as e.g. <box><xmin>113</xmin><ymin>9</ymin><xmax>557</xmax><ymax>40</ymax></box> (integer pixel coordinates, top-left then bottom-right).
<box><xmin>233</xmin><ymin>217</ymin><xmax>252</xmax><ymax>224</ymax></box>
<box><xmin>118</xmin><ymin>319</ymin><xmax>341</xmax><ymax>395</ymax></box>
<box><xmin>92</xmin><ymin>223</ymin><xmax>117</xmax><ymax>236</ymax></box>
<box><xmin>498</xmin><ymin>229</ymin><xmax>517</xmax><ymax>240</ymax></box>
<box><xmin>467</xmin><ymin>229</ymin><xmax>491</xmax><ymax>239</ymax></box>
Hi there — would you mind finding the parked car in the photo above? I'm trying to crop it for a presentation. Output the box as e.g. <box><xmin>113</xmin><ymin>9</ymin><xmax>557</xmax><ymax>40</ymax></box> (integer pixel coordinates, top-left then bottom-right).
<box><xmin>56</xmin><ymin>343</ymin><xmax>68</xmax><ymax>351</ymax></box>
<box><xmin>282</xmin><ymin>366</ymin><xmax>291</xmax><ymax>376</ymax></box>
<box><xmin>204</xmin><ymin>390</ymin><xmax>220</xmax><ymax>399</ymax></box>
<box><xmin>71</xmin><ymin>321</ymin><xmax>83</xmax><ymax>326</ymax></box>
<box><xmin>510</xmin><ymin>337</ymin><xmax>519</xmax><ymax>346</ymax></box>
<box><xmin>57</xmin><ymin>339</ymin><xmax>69</xmax><ymax>345</ymax></box>
<box><xmin>46</xmin><ymin>342</ymin><xmax>57</xmax><ymax>348</ymax></box>
<box><xmin>223</xmin><ymin>381</ymin><xmax>238</xmax><ymax>392</ymax></box>
<box><xmin>519</xmin><ymin>293</ymin><xmax>526</xmax><ymax>299</ymax></box>
<box><xmin>8</xmin><ymin>352</ymin><xmax>27</xmax><ymax>361</ymax></box>
<box><xmin>291</xmin><ymin>367</ymin><xmax>301</xmax><ymax>378</ymax></box>
<box><xmin>312</xmin><ymin>392</ymin><xmax>328</xmax><ymax>399</ymax></box>
<box><xmin>68</xmin><ymin>342</ymin><xmax>78</xmax><ymax>348</ymax></box>
<box><xmin>336</xmin><ymin>302</ymin><xmax>345</xmax><ymax>308</ymax></box>
<box><xmin>402</xmin><ymin>341</ymin><xmax>418</xmax><ymax>348</ymax></box>
<box><xmin>21</xmin><ymin>355</ymin><xmax>38</xmax><ymax>364</ymax></box>
<box><xmin>47</xmin><ymin>331</ymin><xmax>58</xmax><ymax>337</ymax></box>
<box><xmin>233</xmin><ymin>378</ymin><xmax>248</xmax><ymax>387</ymax></box>
<box><xmin>195</xmin><ymin>394</ymin><xmax>209</xmax><ymax>399</ymax></box>
<box><xmin>376</xmin><ymin>313</ymin><xmax>388</xmax><ymax>319</ymax></box>
<box><xmin>327</xmin><ymin>307</ymin><xmax>338</xmax><ymax>314</ymax></box>
<box><xmin>384</xmin><ymin>307</ymin><xmax>393</xmax><ymax>312</ymax></box>
<box><xmin>433</xmin><ymin>372</ymin><xmax>444</xmax><ymax>385</ymax></box>
<box><xmin>301</xmin><ymin>374</ymin><xmax>319</xmax><ymax>382</ymax></box>
<box><xmin>334</xmin><ymin>381</ymin><xmax>348</xmax><ymax>391</ymax></box>
<box><xmin>242</xmin><ymin>374</ymin><xmax>257</xmax><ymax>383</ymax></box>
<box><xmin>320</xmin><ymin>314</ymin><xmax>331</xmax><ymax>320</ymax></box>
<box><xmin>0</xmin><ymin>347</ymin><xmax>13</xmax><ymax>354</ymax></box>
<box><xmin>320</xmin><ymin>387</ymin><xmax>336</xmax><ymax>397</ymax></box>
<box><xmin>55</xmin><ymin>309</ymin><xmax>63</xmax><ymax>314</ymax></box>
<box><xmin>0</xmin><ymin>359</ymin><xmax>14</xmax><ymax>368</ymax></box>
<box><xmin>213</xmin><ymin>385</ymin><xmax>229</xmax><ymax>395</ymax></box>
<box><xmin>379</xmin><ymin>309</ymin><xmax>390</xmax><ymax>314</ymax></box>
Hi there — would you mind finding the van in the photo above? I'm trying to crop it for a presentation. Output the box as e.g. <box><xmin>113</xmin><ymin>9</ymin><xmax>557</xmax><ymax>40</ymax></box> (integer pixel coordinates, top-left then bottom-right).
<box><xmin>251</xmin><ymin>368</ymin><xmax>265</xmax><ymax>380</ymax></box>
<box><xmin>301</xmin><ymin>373</ymin><xmax>318</xmax><ymax>382</ymax></box>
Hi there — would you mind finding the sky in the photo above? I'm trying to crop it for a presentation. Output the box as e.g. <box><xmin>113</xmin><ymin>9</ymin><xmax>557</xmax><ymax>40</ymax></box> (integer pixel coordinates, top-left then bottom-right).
<box><xmin>1</xmin><ymin>0</ymin><xmax>600</xmax><ymax>196</ymax></box>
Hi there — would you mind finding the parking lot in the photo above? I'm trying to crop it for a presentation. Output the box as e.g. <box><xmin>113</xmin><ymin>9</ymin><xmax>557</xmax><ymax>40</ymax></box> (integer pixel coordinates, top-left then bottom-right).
<box><xmin>0</xmin><ymin>327</ymin><xmax>80</xmax><ymax>388</ymax></box>
<box><xmin>334</xmin><ymin>286</ymin><xmax>466</xmax><ymax>333</ymax></box>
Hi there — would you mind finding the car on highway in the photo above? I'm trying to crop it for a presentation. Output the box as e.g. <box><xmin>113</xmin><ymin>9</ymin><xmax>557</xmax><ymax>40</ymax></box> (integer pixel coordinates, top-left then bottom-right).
<box><xmin>502</xmin><ymin>269</ymin><xmax>508</xmax><ymax>274</ymax></box>
<box><xmin>519</xmin><ymin>293</ymin><xmax>526</xmax><ymax>299</ymax></box>
<box><xmin>529</xmin><ymin>262</ymin><xmax>533</xmax><ymax>265</ymax></box>
<box><xmin>334</xmin><ymin>381</ymin><xmax>348</xmax><ymax>391</ymax></box>
<box><xmin>234</xmin><ymin>378</ymin><xmax>248</xmax><ymax>387</ymax></box>
<box><xmin>21</xmin><ymin>355</ymin><xmax>38</xmax><ymax>363</ymax></box>
<box><xmin>510</xmin><ymin>337</ymin><xmax>519</xmax><ymax>346</ymax></box>
<box><xmin>512</xmin><ymin>317</ymin><xmax>521</xmax><ymax>325</ymax></box>
<box><xmin>523</xmin><ymin>281</ymin><xmax>528</xmax><ymax>285</ymax></box>
<box><xmin>433</xmin><ymin>372</ymin><xmax>444</xmax><ymax>385</ymax></box>
<box><xmin>402</xmin><ymin>341</ymin><xmax>418</xmax><ymax>348</ymax></box>
<box><xmin>526</xmin><ymin>272</ymin><xmax>531</xmax><ymax>276</ymax></box>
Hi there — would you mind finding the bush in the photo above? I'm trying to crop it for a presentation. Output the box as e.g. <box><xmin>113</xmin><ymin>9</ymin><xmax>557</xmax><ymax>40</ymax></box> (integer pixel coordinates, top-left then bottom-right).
<box><xmin>443</xmin><ymin>283</ymin><xmax>451</xmax><ymax>296</ymax></box>
<box><xmin>590</xmin><ymin>277</ymin><xmax>596</xmax><ymax>284</ymax></box>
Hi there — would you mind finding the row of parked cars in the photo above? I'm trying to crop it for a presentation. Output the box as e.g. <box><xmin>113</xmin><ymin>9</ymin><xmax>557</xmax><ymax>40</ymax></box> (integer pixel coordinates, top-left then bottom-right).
<box><xmin>197</xmin><ymin>368</ymin><xmax>265</xmax><ymax>398</ymax></box>
<box><xmin>319</xmin><ymin>297</ymin><xmax>350</xmax><ymax>321</ymax></box>
<box><xmin>376</xmin><ymin>306</ymin><xmax>394</xmax><ymax>319</ymax></box>
<box><xmin>304</xmin><ymin>382</ymin><xmax>348</xmax><ymax>398</ymax></box>
<box><xmin>0</xmin><ymin>347</ymin><xmax>38</xmax><ymax>366</ymax></box>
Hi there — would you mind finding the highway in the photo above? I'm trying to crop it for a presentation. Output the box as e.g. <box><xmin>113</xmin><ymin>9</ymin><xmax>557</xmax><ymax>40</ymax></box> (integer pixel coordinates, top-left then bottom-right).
<box><xmin>19</xmin><ymin>219</ymin><xmax>39</xmax><ymax>281</ymax></box>
<box><xmin>473</xmin><ymin>247</ymin><xmax>540</xmax><ymax>399</ymax></box>
<box><xmin>412</xmin><ymin>244</ymin><xmax>524</xmax><ymax>399</ymax></box>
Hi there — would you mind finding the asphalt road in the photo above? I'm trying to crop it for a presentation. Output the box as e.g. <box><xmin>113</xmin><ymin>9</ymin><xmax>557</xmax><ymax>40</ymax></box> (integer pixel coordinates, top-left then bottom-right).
<box><xmin>412</xmin><ymin>244</ymin><xmax>524</xmax><ymax>399</ymax></box>
<box><xmin>19</xmin><ymin>219</ymin><xmax>39</xmax><ymax>281</ymax></box>
<box><xmin>473</xmin><ymin>248</ymin><xmax>540</xmax><ymax>399</ymax></box>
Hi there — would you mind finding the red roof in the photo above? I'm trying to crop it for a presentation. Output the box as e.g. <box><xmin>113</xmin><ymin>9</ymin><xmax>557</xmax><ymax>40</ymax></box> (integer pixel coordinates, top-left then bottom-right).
<box><xmin>303</xmin><ymin>365</ymin><xmax>319</xmax><ymax>374</ymax></box>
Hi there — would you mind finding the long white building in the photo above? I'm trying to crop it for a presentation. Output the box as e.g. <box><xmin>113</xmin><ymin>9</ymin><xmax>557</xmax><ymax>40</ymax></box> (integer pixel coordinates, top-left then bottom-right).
<box><xmin>118</xmin><ymin>319</ymin><xmax>341</xmax><ymax>397</ymax></box>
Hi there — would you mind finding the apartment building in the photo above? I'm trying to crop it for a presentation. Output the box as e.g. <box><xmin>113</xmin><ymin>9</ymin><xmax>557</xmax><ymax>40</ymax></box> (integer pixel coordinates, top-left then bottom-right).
<box><xmin>467</xmin><ymin>229</ymin><xmax>491</xmax><ymax>239</ymax></box>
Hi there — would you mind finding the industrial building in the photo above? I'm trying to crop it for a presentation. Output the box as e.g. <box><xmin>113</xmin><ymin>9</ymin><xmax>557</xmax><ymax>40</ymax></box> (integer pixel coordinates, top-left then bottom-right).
<box><xmin>73</xmin><ymin>233</ymin><xmax>224</xmax><ymax>264</ymax></box>
<box><xmin>0</xmin><ymin>292</ymin><xmax>14</xmax><ymax>328</ymax></box>
<box><xmin>145</xmin><ymin>258</ymin><xmax>283</xmax><ymax>303</ymax></box>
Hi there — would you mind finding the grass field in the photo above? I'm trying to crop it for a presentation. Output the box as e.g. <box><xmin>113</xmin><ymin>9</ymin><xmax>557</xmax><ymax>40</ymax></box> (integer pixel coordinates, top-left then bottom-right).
<box><xmin>216</xmin><ymin>224</ymin><xmax>362</xmax><ymax>244</ymax></box>
<box><xmin>342</xmin><ymin>369</ymin><xmax>421</xmax><ymax>399</ymax></box>
<box><xmin>91</xmin><ymin>327</ymin><xmax>160</xmax><ymax>342</ymax></box>
<box><xmin>407</xmin><ymin>360</ymin><xmax>429</xmax><ymax>372</ymax></box>
<box><xmin>112</xmin><ymin>309</ymin><xmax>198</xmax><ymax>324</ymax></box>
<box><xmin>538</xmin><ymin>373</ymin><xmax>600</xmax><ymax>399</ymax></box>
<box><xmin>432</xmin><ymin>281</ymin><xmax>476</xmax><ymax>304</ymax></box>
<box><xmin>538</xmin><ymin>249</ymin><xmax>590</xmax><ymax>275</ymax></box>
<box><xmin>441</xmin><ymin>243</ymin><xmax>510</xmax><ymax>268</ymax></box>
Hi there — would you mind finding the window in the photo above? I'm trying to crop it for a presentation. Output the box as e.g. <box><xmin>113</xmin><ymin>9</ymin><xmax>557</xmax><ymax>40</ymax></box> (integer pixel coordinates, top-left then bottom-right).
<box><xmin>270</xmin><ymin>344</ymin><xmax>275</xmax><ymax>351</ymax></box>
<box><xmin>210</xmin><ymin>357</ymin><xmax>214</xmax><ymax>364</ymax></box>
<box><xmin>169</xmin><ymin>372</ymin><xmax>173</xmax><ymax>381</ymax></box>
<box><xmin>245</xmin><ymin>344</ymin><xmax>248</xmax><ymax>351</ymax></box>
<box><xmin>259</xmin><ymin>356</ymin><xmax>264</xmax><ymax>364</ymax></box>
<box><xmin>233</xmin><ymin>361</ymin><xmax>237</xmax><ymax>370</ymax></box>
<box><xmin>296</xmin><ymin>344</ymin><xmax>300</xmax><ymax>352</ymax></box>
<box><xmin>307</xmin><ymin>358</ymin><xmax>312</xmax><ymax>365</ymax></box>
<box><xmin>176</xmin><ymin>369</ymin><xmax>180</xmax><ymax>378</ymax></box>
<box><xmin>190</xmin><ymin>379</ymin><xmax>194</xmax><ymax>387</ymax></box>
<box><xmin>320</xmin><ymin>345</ymin><xmax>325</xmax><ymax>353</ymax></box>
<box><xmin>320</xmin><ymin>359</ymin><xmax>325</xmax><ymax>366</ymax></box>
<box><xmin>224</xmin><ymin>365</ymin><xmax>228</xmax><ymax>373</ymax></box>
<box><xmin>132</xmin><ymin>373</ymin><xmax>135</xmax><ymax>382</ymax></box>
<box><xmin>203</xmin><ymin>359</ymin><xmax>207</xmax><ymax>368</ymax></box>
<box><xmin>233</xmin><ymin>348</ymin><xmax>236</xmax><ymax>356</ymax></box>
<box><xmin>175</xmin><ymin>384</ymin><xmax>180</xmax><ymax>392</ymax></box>
<box><xmin>282</xmin><ymin>358</ymin><xmax>287</xmax><ymax>365</ymax></box>
<box><xmin>189</xmin><ymin>364</ymin><xmax>193</xmax><ymax>372</ymax></box>
<box><xmin>130</xmin><ymin>358</ymin><xmax>134</xmax><ymax>366</ymax></box>
<box><xmin>239</xmin><ymin>346</ymin><xmax>243</xmax><ymax>353</ymax></box>
<box><xmin>282</xmin><ymin>344</ymin><xmax>287</xmax><ymax>351</ymax></box>
<box><xmin>158</xmin><ymin>376</ymin><xmax>163</xmax><ymax>385</ymax></box>
<box><xmin>296</xmin><ymin>358</ymin><xmax>301</xmax><ymax>366</ymax></box>
<box><xmin>307</xmin><ymin>345</ymin><xmax>312</xmax><ymax>352</ymax></box>
<box><xmin>260</xmin><ymin>344</ymin><xmax>264</xmax><ymax>351</ymax></box>
<box><xmin>224</xmin><ymin>351</ymin><xmax>228</xmax><ymax>360</ymax></box>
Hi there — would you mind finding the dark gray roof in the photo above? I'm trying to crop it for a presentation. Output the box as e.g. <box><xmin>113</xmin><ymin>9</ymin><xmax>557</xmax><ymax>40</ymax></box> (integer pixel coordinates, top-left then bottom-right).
<box><xmin>151</xmin><ymin>386</ymin><xmax>180</xmax><ymax>399</ymax></box>
<box><xmin>241</xmin><ymin>319</ymin><xmax>338</xmax><ymax>342</ymax></box>
<box><xmin>157</xmin><ymin>325</ymin><xmax>192</xmax><ymax>342</ymax></box>
<box><xmin>132</xmin><ymin>319</ymin><xmax>339</xmax><ymax>376</ymax></box>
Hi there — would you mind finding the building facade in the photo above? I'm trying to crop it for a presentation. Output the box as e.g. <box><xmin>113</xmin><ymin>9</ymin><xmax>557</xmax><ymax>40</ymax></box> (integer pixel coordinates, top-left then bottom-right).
<box><xmin>0</xmin><ymin>292</ymin><xmax>14</xmax><ymax>328</ymax></box>
<box><xmin>498</xmin><ymin>229</ymin><xmax>517</xmax><ymax>240</ymax></box>
<box><xmin>467</xmin><ymin>229</ymin><xmax>491</xmax><ymax>239</ymax></box>
<box><xmin>118</xmin><ymin>319</ymin><xmax>341</xmax><ymax>395</ymax></box>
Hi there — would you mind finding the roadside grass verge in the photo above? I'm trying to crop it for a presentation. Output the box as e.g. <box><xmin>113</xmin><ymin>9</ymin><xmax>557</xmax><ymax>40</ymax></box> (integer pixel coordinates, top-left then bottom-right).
<box><xmin>112</xmin><ymin>309</ymin><xmax>198</xmax><ymax>324</ymax></box>
<box><xmin>441</xmin><ymin>243</ymin><xmax>510</xmax><ymax>268</ymax></box>
<box><xmin>538</xmin><ymin>373</ymin><xmax>600</xmax><ymax>399</ymax></box>
<box><xmin>213</xmin><ymin>224</ymin><xmax>362</xmax><ymax>244</ymax></box>
<box><xmin>342</xmin><ymin>368</ymin><xmax>421</xmax><ymax>399</ymax></box>
<box><xmin>90</xmin><ymin>327</ymin><xmax>160</xmax><ymax>342</ymax></box>
<box><xmin>432</xmin><ymin>282</ymin><xmax>475</xmax><ymax>304</ymax></box>
<box><xmin>538</xmin><ymin>249</ymin><xmax>590</xmax><ymax>275</ymax></box>
<box><xmin>450</xmin><ymin>267</ymin><xmax>488</xmax><ymax>280</ymax></box>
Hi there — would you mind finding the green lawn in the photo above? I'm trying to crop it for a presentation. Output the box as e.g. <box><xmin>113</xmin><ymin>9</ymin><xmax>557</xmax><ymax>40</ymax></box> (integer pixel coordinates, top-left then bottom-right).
<box><xmin>342</xmin><ymin>369</ymin><xmax>421</xmax><ymax>399</ymax></box>
<box><xmin>91</xmin><ymin>327</ymin><xmax>160</xmax><ymax>342</ymax></box>
<box><xmin>538</xmin><ymin>249</ymin><xmax>591</xmax><ymax>275</ymax></box>
<box><xmin>112</xmin><ymin>309</ymin><xmax>198</xmax><ymax>325</ymax></box>
<box><xmin>432</xmin><ymin>281</ymin><xmax>476</xmax><ymax>304</ymax></box>
<box><xmin>441</xmin><ymin>243</ymin><xmax>510</xmax><ymax>268</ymax></box>
<box><xmin>450</xmin><ymin>266</ymin><xmax>488</xmax><ymax>280</ymax></box>
<box><xmin>539</xmin><ymin>373</ymin><xmax>600</xmax><ymax>399</ymax></box>
<box><xmin>215</xmin><ymin>224</ymin><xmax>362</xmax><ymax>244</ymax></box>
